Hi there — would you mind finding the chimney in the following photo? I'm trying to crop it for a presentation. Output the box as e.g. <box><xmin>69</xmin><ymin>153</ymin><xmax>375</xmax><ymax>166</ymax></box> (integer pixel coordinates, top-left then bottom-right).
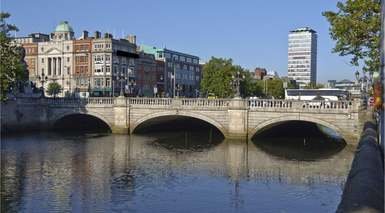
<box><xmin>127</xmin><ymin>35</ymin><xmax>136</xmax><ymax>44</ymax></box>
<box><xmin>94</xmin><ymin>31</ymin><xmax>101</xmax><ymax>39</ymax></box>
<box><xmin>82</xmin><ymin>30</ymin><xmax>89</xmax><ymax>39</ymax></box>
<box><xmin>104</xmin><ymin>33</ymin><xmax>113</xmax><ymax>39</ymax></box>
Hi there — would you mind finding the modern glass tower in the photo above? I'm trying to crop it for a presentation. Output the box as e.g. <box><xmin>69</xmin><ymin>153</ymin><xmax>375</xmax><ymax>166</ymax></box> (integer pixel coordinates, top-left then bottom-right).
<box><xmin>288</xmin><ymin>27</ymin><xmax>317</xmax><ymax>88</ymax></box>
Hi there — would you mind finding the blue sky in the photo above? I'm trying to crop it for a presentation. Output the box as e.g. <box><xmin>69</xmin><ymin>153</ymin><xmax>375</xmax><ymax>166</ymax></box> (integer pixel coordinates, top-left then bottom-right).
<box><xmin>3</xmin><ymin>0</ymin><xmax>356</xmax><ymax>82</ymax></box>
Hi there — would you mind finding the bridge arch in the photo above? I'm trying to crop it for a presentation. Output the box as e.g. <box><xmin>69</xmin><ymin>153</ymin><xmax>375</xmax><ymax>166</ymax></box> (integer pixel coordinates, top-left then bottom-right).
<box><xmin>249</xmin><ymin>115</ymin><xmax>345</xmax><ymax>140</ymax></box>
<box><xmin>131</xmin><ymin>111</ymin><xmax>227</xmax><ymax>136</ymax></box>
<box><xmin>51</xmin><ymin>111</ymin><xmax>113</xmax><ymax>130</ymax></box>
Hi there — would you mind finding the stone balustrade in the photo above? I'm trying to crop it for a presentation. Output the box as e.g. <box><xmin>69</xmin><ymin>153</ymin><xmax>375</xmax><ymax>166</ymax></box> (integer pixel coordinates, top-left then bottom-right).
<box><xmin>12</xmin><ymin>97</ymin><xmax>357</xmax><ymax>113</ymax></box>
<box><xmin>181</xmin><ymin>98</ymin><xmax>231</xmax><ymax>108</ymax></box>
<box><xmin>248</xmin><ymin>99</ymin><xmax>356</xmax><ymax>112</ymax></box>
<box><xmin>129</xmin><ymin>98</ymin><xmax>172</xmax><ymax>106</ymax></box>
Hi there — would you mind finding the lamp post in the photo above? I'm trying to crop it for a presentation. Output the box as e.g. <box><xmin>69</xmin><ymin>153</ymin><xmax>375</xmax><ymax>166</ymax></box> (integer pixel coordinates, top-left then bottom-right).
<box><xmin>117</xmin><ymin>73</ymin><xmax>127</xmax><ymax>97</ymax></box>
<box><xmin>129</xmin><ymin>79</ymin><xmax>136</xmax><ymax>97</ymax></box>
<box><xmin>355</xmin><ymin>70</ymin><xmax>369</xmax><ymax>105</ymax></box>
<box><xmin>38</xmin><ymin>72</ymin><xmax>48</xmax><ymax>97</ymax></box>
<box><xmin>172</xmin><ymin>57</ymin><xmax>177</xmax><ymax>98</ymax></box>
<box><xmin>175</xmin><ymin>84</ymin><xmax>182</xmax><ymax>98</ymax></box>
<box><xmin>231</xmin><ymin>71</ymin><xmax>245</xmax><ymax>98</ymax></box>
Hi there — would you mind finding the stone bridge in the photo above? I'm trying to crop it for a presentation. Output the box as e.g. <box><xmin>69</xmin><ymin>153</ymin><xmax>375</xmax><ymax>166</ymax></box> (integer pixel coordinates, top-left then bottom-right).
<box><xmin>2</xmin><ymin>97</ymin><xmax>363</xmax><ymax>144</ymax></box>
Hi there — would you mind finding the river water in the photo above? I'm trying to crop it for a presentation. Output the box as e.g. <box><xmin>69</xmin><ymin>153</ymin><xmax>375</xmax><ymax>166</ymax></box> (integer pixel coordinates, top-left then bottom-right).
<box><xmin>1</xmin><ymin>129</ymin><xmax>354</xmax><ymax>213</ymax></box>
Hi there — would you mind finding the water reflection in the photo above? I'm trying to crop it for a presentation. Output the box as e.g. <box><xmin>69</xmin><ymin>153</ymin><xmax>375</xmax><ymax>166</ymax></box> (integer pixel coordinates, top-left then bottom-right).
<box><xmin>1</xmin><ymin>132</ymin><xmax>354</xmax><ymax>212</ymax></box>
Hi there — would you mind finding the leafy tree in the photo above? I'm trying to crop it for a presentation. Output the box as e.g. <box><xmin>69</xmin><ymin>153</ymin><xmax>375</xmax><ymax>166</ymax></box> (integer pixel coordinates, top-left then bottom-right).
<box><xmin>200</xmin><ymin>57</ymin><xmax>237</xmax><ymax>98</ymax></box>
<box><xmin>266</xmin><ymin>79</ymin><xmax>285</xmax><ymax>99</ymax></box>
<box><xmin>323</xmin><ymin>0</ymin><xmax>381</xmax><ymax>73</ymax></box>
<box><xmin>241</xmin><ymin>71</ymin><xmax>263</xmax><ymax>97</ymax></box>
<box><xmin>46</xmin><ymin>82</ymin><xmax>62</xmax><ymax>98</ymax></box>
<box><xmin>303</xmin><ymin>82</ymin><xmax>325</xmax><ymax>89</ymax></box>
<box><xmin>0</xmin><ymin>12</ymin><xmax>26</xmax><ymax>101</ymax></box>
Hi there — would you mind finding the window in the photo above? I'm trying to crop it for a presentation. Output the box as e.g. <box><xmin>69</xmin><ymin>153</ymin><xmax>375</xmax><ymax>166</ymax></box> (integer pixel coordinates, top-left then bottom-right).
<box><xmin>94</xmin><ymin>78</ymin><xmax>102</xmax><ymax>87</ymax></box>
<box><xmin>105</xmin><ymin>55</ymin><xmax>111</xmax><ymax>61</ymax></box>
<box><xmin>186</xmin><ymin>58</ymin><xmax>192</xmax><ymax>63</ymax></box>
<box><xmin>106</xmin><ymin>78</ymin><xmax>111</xmax><ymax>87</ymax></box>
<box><xmin>95</xmin><ymin>67</ymin><xmax>102</xmax><ymax>73</ymax></box>
<box><xmin>183</xmin><ymin>65</ymin><xmax>187</xmax><ymax>70</ymax></box>
<box><xmin>66</xmin><ymin>45</ymin><xmax>69</xmax><ymax>51</ymax></box>
<box><xmin>180</xmin><ymin>56</ymin><xmax>185</xmax><ymax>62</ymax></box>
<box><xmin>41</xmin><ymin>47</ymin><xmax>44</xmax><ymax>52</ymax></box>
<box><xmin>106</xmin><ymin>66</ymin><xmax>111</xmax><ymax>73</ymax></box>
<box><xmin>41</xmin><ymin>58</ymin><xmax>44</xmax><ymax>63</ymax></box>
<box><xmin>67</xmin><ymin>57</ymin><xmax>70</xmax><ymax>62</ymax></box>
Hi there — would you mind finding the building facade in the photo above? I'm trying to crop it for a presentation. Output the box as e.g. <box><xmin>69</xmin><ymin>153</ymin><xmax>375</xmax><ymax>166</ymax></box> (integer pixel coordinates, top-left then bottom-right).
<box><xmin>15</xmin><ymin>21</ymin><xmax>138</xmax><ymax>97</ymax></box>
<box><xmin>14</xmin><ymin>33</ymin><xmax>50</xmax><ymax>82</ymax></box>
<box><xmin>135</xmin><ymin>52</ymin><xmax>157</xmax><ymax>97</ymax></box>
<box><xmin>73</xmin><ymin>32</ymin><xmax>92</xmax><ymax>97</ymax></box>
<box><xmin>288</xmin><ymin>27</ymin><xmax>317</xmax><ymax>88</ymax></box>
<box><xmin>253</xmin><ymin>67</ymin><xmax>267</xmax><ymax>80</ymax></box>
<box><xmin>140</xmin><ymin>45</ymin><xmax>201</xmax><ymax>97</ymax></box>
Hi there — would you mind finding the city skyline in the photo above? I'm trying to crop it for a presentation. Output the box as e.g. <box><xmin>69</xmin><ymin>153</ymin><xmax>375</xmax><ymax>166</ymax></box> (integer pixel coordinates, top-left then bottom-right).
<box><xmin>3</xmin><ymin>0</ymin><xmax>357</xmax><ymax>82</ymax></box>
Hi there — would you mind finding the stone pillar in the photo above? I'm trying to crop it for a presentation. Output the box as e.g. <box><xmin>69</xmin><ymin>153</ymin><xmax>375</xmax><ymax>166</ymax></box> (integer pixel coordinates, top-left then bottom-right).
<box><xmin>112</xmin><ymin>96</ymin><xmax>129</xmax><ymax>134</ymax></box>
<box><xmin>58</xmin><ymin>57</ymin><xmax>61</xmax><ymax>76</ymax></box>
<box><xmin>48</xmin><ymin>57</ymin><xmax>52</xmax><ymax>75</ymax></box>
<box><xmin>53</xmin><ymin>57</ymin><xmax>57</xmax><ymax>76</ymax></box>
<box><xmin>227</xmin><ymin>98</ymin><xmax>248</xmax><ymax>139</ymax></box>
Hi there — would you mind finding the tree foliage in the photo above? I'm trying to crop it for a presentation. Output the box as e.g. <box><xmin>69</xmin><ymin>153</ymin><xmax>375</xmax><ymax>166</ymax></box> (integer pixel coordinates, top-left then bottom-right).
<box><xmin>46</xmin><ymin>82</ymin><xmax>62</xmax><ymax>97</ymax></box>
<box><xmin>265</xmin><ymin>79</ymin><xmax>285</xmax><ymax>99</ymax></box>
<box><xmin>240</xmin><ymin>72</ymin><xmax>263</xmax><ymax>97</ymax></box>
<box><xmin>323</xmin><ymin>0</ymin><xmax>381</xmax><ymax>73</ymax></box>
<box><xmin>0</xmin><ymin>12</ymin><xmax>26</xmax><ymax>101</ymax></box>
<box><xmin>200</xmin><ymin>57</ymin><xmax>237</xmax><ymax>98</ymax></box>
<box><xmin>303</xmin><ymin>82</ymin><xmax>325</xmax><ymax>89</ymax></box>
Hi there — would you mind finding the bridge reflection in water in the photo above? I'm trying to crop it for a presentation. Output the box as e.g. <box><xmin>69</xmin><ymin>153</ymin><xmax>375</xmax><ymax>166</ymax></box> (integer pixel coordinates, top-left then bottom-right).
<box><xmin>2</xmin><ymin>130</ymin><xmax>353</xmax><ymax>212</ymax></box>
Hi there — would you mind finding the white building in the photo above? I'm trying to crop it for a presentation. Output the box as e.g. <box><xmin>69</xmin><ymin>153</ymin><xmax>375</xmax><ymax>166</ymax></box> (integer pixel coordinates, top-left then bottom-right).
<box><xmin>37</xmin><ymin>21</ymin><xmax>75</xmax><ymax>96</ymax></box>
<box><xmin>288</xmin><ymin>27</ymin><xmax>317</xmax><ymax>88</ymax></box>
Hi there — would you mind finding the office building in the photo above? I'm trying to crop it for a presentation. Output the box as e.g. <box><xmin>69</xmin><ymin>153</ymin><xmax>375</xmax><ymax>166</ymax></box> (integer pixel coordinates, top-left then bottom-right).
<box><xmin>288</xmin><ymin>27</ymin><xmax>317</xmax><ymax>88</ymax></box>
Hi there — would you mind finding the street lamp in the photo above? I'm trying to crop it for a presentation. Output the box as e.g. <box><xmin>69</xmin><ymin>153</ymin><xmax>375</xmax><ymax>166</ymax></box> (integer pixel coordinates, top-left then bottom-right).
<box><xmin>355</xmin><ymin>70</ymin><xmax>369</xmax><ymax>104</ymax></box>
<box><xmin>175</xmin><ymin>84</ymin><xmax>182</xmax><ymax>98</ymax></box>
<box><xmin>129</xmin><ymin>79</ymin><xmax>136</xmax><ymax>96</ymax></box>
<box><xmin>38</xmin><ymin>72</ymin><xmax>48</xmax><ymax>97</ymax></box>
<box><xmin>172</xmin><ymin>58</ymin><xmax>177</xmax><ymax>98</ymax></box>
<box><xmin>231</xmin><ymin>71</ymin><xmax>245</xmax><ymax>98</ymax></box>
<box><xmin>118</xmin><ymin>73</ymin><xmax>127</xmax><ymax>97</ymax></box>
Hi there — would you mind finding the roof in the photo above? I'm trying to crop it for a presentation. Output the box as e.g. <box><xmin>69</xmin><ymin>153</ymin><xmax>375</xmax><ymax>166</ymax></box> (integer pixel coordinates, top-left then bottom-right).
<box><xmin>286</xmin><ymin>89</ymin><xmax>348</xmax><ymax>97</ymax></box>
<box><xmin>290</xmin><ymin>27</ymin><xmax>316</xmax><ymax>33</ymax></box>
<box><xmin>55</xmin><ymin>21</ymin><xmax>73</xmax><ymax>32</ymax></box>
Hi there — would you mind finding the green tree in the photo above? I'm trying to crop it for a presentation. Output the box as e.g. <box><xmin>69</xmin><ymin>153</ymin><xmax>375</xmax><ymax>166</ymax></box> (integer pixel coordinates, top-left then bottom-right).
<box><xmin>323</xmin><ymin>0</ymin><xmax>381</xmax><ymax>73</ymax></box>
<box><xmin>266</xmin><ymin>79</ymin><xmax>285</xmax><ymax>99</ymax></box>
<box><xmin>200</xmin><ymin>57</ymin><xmax>236</xmax><ymax>98</ymax></box>
<box><xmin>0</xmin><ymin>12</ymin><xmax>26</xmax><ymax>101</ymax></box>
<box><xmin>46</xmin><ymin>82</ymin><xmax>62</xmax><ymax>98</ymax></box>
<box><xmin>303</xmin><ymin>82</ymin><xmax>325</xmax><ymax>89</ymax></box>
<box><xmin>240</xmin><ymin>72</ymin><xmax>263</xmax><ymax>97</ymax></box>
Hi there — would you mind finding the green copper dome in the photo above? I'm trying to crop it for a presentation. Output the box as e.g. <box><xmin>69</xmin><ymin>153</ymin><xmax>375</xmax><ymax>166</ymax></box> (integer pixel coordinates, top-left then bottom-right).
<box><xmin>55</xmin><ymin>21</ymin><xmax>73</xmax><ymax>32</ymax></box>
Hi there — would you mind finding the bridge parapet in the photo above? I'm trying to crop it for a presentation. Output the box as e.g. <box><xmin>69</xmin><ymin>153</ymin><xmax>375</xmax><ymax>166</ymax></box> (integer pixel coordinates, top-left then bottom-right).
<box><xmin>248</xmin><ymin>99</ymin><xmax>358</xmax><ymax>113</ymax></box>
<box><xmin>42</xmin><ymin>97</ymin><xmax>115</xmax><ymax>106</ymax></box>
<box><xmin>181</xmin><ymin>98</ymin><xmax>231</xmax><ymax>109</ymax></box>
